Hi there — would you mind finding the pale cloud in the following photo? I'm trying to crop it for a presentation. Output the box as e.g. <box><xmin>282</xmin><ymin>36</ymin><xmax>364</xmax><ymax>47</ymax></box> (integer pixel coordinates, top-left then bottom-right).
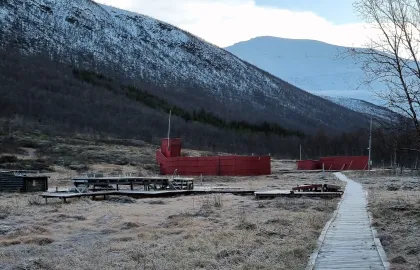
<box><xmin>95</xmin><ymin>0</ymin><xmax>376</xmax><ymax>48</ymax></box>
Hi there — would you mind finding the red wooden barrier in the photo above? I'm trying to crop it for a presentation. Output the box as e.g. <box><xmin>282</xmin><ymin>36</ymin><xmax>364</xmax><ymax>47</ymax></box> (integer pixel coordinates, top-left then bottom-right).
<box><xmin>296</xmin><ymin>156</ymin><xmax>368</xmax><ymax>171</ymax></box>
<box><xmin>297</xmin><ymin>160</ymin><xmax>318</xmax><ymax>170</ymax></box>
<box><xmin>156</xmin><ymin>139</ymin><xmax>271</xmax><ymax>176</ymax></box>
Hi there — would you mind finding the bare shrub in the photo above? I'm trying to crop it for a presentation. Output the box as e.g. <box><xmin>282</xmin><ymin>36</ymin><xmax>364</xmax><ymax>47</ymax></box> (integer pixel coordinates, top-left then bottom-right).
<box><xmin>0</xmin><ymin>204</ymin><xmax>11</xmax><ymax>219</ymax></box>
<box><xmin>129</xmin><ymin>246</ymin><xmax>158</xmax><ymax>269</ymax></box>
<box><xmin>391</xmin><ymin>255</ymin><xmax>408</xmax><ymax>264</ymax></box>
<box><xmin>122</xmin><ymin>222</ymin><xmax>140</xmax><ymax>230</ymax></box>
<box><xmin>107</xmin><ymin>196</ymin><xmax>136</xmax><ymax>204</ymax></box>
<box><xmin>56</xmin><ymin>214</ymin><xmax>86</xmax><ymax>221</ymax></box>
<box><xmin>1</xmin><ymin>239</ymin><xmax>21</xmax><ymax>247</ymax></box>
<box><xmin>145</xmin><ymin>200</ymin><xmax>166</xmax><ymax>205</ymax></box>
<box><xmin>213</xmin><ymin>194</ymin><xmax>222</xmax><ymax>208</ymax></box>
<box><xmin>28</xmin><ymin>195</ymin><xmax>43</xmax><ymax>206</ymax></box>
<box><xmin>22</xmin><ymin>237</ymin><xmax>54</xmax><ymax>246</ymax></box>
<box><xmin>308</xmin><ymin>213</ymin><xmax>326</xmax><ymax>231</ymax></box>
<box><xmin>274</xmin><ymin>198</ymin><xmax>311</xmax><ymax>211</ymax></box>
<box><xmin>236</xmin><ymin>207</ymin><xmax>257</xmax><ymax>230</ymax></box>
<box><xmin>313</xmin><ymin>200</ymin><xmax>336</xmax><ymax>212</ymax></box>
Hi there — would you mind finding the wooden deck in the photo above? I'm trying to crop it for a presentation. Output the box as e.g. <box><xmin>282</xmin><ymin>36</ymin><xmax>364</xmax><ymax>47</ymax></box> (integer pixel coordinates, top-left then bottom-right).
<box><xmin>41</xmin><ymin>190</ymin><xmax>191</xmax><ymax>203</ymax></box>
<box><xmin>41</xmin><ymin>188</ymin><xmax>255</xmax><ymax>203</ymax></box>
<box><xmin>308</xmin><ymin>172</ymin><xmax>388</xmax><ymax>270</ymax></box>
<box><xmin>254</xmin><ymin>190</ymin><xmax>343</xmax><ymax>199</ymax></box>
<box><xmin>72</xmin><ymin>176</ymin><xmax>194</xmax><ymax>191</ymax></box>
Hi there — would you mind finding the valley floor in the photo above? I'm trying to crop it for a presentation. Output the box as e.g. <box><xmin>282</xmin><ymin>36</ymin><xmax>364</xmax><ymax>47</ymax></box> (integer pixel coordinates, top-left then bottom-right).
<box><xmin>0</xmin><ymin>135</ymin><xmax>343</xmax><ymax>270</ymax></box>
<box><xmin>350</xmin><ymin>171</ymin><xmax>420</xmax><ymax>270</ymax></box>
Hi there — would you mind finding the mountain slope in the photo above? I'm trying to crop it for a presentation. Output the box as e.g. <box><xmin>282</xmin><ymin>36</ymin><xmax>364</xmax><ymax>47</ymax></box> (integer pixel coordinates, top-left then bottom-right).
<box><xmin>225</xmin><ymin>36</ymin><xmax>385</xmax><ymax>100</ymax></box>
<box><xmin>322</xmin><ymin>96</ymin><xmax>398</xmax><ymax>122</ymax></box>
<box><xmin>0</xmin><ymin>0</ymin><xmax>368</xmax><ymax>133</ymax></box>
<box><xmin>225</xmin><ymin>36</ymin><xmax>395</xmax><ymax>122</ymax></box>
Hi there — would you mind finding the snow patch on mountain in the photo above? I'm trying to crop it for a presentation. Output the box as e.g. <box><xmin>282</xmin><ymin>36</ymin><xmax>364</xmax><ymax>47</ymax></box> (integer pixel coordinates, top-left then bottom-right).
<box><xmin>322</xmin><ymin>96</ymin><xmax>397</xmax><ymax>122</ymax></box>
<box><xmin>226</xmin><ymin>36</ymin><xmax>396</xmax><ymax>122</ymax></box>
<box><xmin>225</xmin><ymin>36</ymin><xmax>384</xmax><ymax>103</ymax></box>
<box><xmin>0</xmin><ymin>0</ymin><xmax>369</xmax><ymax>132</ymax></box>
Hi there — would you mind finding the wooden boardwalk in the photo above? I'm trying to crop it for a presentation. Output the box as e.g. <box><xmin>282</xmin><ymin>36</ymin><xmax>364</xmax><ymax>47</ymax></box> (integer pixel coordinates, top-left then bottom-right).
<box><xmin>309</xmin><ymin>172</ymin><xmax>388</xmax><ymax>270</ymax></box>
<box><xmin>41</xmin><ymin>188</ymin><xmax>255</xmax><ymax>203</ymax></box>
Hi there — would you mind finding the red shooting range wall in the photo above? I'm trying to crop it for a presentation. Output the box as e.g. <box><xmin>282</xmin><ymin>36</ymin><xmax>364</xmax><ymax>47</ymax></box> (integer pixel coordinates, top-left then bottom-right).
<box><xmin>297</xmin><ymin>156</ymin><xmax>368</xmax><ymax>171</ymax></box>
<box><xmin>156</xmin><ymin>139</ymin><xmax>271</xmax><ymax>176</ymax></box>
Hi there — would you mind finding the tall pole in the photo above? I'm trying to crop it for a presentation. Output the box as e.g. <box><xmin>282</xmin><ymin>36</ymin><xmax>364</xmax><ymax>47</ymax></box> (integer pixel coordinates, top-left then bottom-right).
<box><xmin>167</xmin><ymin>110</ymin><xmax>172</xmax><ymax>151</ymax></box>
<box><xmin>368</xmin><ymin>118</ymin><xmax>372</xmax><ymax>171</ymax></box>
<box><xmin>300</xmin><ymin>144</ymin><xmax>302</xmax><ymax>161</ymax></box>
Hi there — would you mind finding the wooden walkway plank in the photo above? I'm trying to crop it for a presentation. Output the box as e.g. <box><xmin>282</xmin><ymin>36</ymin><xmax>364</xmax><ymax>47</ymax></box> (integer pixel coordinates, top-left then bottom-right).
<box><xmin>308</xmin><ymin>172</ymin><xmax>388</xmax><ymax>270</ymax></box>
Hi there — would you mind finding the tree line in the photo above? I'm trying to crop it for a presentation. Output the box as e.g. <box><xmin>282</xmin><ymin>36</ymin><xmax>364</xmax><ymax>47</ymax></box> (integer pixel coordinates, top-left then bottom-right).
<box><xmin>73</xmin><ymin>69</ymin><xmax>305</xmax><ymax>138</ymax></box>
<box><xmin>1</xmin><ymin>51</ymin><xmax>418</xmax><ymax>167</ymax></box>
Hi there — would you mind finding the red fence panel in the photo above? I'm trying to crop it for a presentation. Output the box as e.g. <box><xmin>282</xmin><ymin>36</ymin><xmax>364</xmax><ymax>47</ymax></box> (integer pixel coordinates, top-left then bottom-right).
<box><xmin>156</xmin><ymin>144</ymin><xmax>271</xmax><ymax>176</ymax></box>
<box><xmin>297</xmin><ymin>160</ymin><xmax>319</xmax><ymax>170</ymax></box>
<box><xmin>297</xmin><ymin>156</ymin><xmax>369</xmax><ymax>171</ymax></box>
<box><xmin>161</xmin><ymin>138</ymin><xmax>182</xmax><ymax>158</ymax></box>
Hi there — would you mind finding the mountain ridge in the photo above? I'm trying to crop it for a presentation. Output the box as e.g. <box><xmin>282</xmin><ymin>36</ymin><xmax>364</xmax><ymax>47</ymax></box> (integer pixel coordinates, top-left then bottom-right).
<box><xmin>0</xmin><ymin>0</ymin><xmax>369</xmax><ymax>134</ymax></box>
<box><xmin>225</xmin><ymin>36</ymin><xmax>396</xmax><ymax>122</ymax></box>
<box><xmin>225</xmin><ymin>36</ymin><xmax>381</xmax><ymax>99</ymax></box>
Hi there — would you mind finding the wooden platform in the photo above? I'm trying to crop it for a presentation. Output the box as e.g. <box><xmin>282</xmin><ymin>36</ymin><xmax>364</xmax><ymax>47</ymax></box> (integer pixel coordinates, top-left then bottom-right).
<box><xmin>41</xmin><ymin>188</ymin><xmax>255</xmax><ymax>203</ymax></box>
<box><xmin>73</xmin><ymin>176</ymin><xmax>194</xmax><ymax>191</ymax></box>
<box><xmin>308</xmin><ymin>173</ymin><xmax>388</xmax><ymax>269</ymax></box>
<box><xmin>42</xmin><ymin>190</ymin><xmax>191</xmax><ymax>202</ymax></box>
<box><xmin>254</xmin><ymin>190</ymin><xmax>343</xmax><ymax>199</ymax></box>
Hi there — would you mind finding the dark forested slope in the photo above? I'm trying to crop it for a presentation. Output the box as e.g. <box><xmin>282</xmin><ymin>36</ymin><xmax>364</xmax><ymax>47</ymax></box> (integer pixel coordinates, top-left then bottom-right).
<box><xmin>0</xmin><ymin>0</ymin><xmax>369</xmax><ymax>134</ymax></box>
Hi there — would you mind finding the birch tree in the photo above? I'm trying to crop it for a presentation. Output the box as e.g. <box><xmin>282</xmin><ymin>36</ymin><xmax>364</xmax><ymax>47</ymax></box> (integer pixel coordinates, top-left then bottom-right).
<box><xmin>353</xmin><ymin>0</ymin><xmax>420</xmax><ymax>147</ymax></box>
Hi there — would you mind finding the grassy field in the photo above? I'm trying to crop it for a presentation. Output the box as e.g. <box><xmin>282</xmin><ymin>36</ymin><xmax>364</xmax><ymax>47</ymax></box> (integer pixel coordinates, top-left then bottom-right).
<box><xmin>0</xmin><ymin>134</ymin><xmax>343</xmax><ymax>270</ymax></box>
<box><xmin>350</xmin><ymin>171</ymin><xmax>420</xmax><ymax>270</ymax></box>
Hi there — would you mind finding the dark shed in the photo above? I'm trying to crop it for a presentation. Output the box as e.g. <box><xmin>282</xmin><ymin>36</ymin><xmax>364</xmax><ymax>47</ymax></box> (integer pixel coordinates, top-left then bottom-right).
<box><xmin>0</xmin><ymin>171</ymin><xmax>48</xmax><ymax>192</ymax></box>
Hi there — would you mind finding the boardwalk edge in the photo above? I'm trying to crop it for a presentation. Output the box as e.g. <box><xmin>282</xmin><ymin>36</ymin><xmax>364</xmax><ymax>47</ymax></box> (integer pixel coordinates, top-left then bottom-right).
<box><xmin>305</xmin><ymin>172</ymin><xmax>347</xmax><ymax>270</ymax></box>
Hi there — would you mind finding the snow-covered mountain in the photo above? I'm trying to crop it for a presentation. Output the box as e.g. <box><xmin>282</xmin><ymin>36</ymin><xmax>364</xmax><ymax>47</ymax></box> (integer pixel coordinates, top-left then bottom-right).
<box><xmin>225</xmin><ymin>37</ymin><xmax>395</xmax><ymax>121</ymax></box>
<box><xmin>322</xmin><ymin>97</ymin><xmax>398</xmax><ymax>122</ymax></box>
<box><xmin>0</xmin><ymin>0</ymin><xmax>369</xmax><ymax>133</ymax></box>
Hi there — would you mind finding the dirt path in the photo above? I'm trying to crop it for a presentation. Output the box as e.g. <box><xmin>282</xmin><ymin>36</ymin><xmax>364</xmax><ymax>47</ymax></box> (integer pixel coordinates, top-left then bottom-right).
<box><xmin>310</xmin><ymin>172</ymin><xmax>388</xmax><ymax>270</ymax></box>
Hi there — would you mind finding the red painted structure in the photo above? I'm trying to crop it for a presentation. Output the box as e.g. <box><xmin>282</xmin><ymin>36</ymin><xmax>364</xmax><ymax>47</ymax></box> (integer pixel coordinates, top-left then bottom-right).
<box><xmin>156</xmin><ymin>139</ymin><xmax>271</xmax><ymax>176</ymax></box>
<box><xmin>297</xmin><ymin>156</ymin><xmax>368</xmax><ymax>171</ymax></box>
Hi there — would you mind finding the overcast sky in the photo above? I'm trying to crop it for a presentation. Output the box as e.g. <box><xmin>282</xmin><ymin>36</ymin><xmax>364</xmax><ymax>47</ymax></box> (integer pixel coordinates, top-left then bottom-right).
<box><xmin>95</xmin><ymin>0</ymin><xmax>375</xmax><ymax>48</ymax></box>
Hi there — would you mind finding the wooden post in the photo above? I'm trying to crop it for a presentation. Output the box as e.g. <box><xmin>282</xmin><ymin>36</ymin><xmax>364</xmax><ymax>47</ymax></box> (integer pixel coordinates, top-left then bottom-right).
<box><xmin>131</xmin><ymin>180</ymin><xmax>134</xmax><ymax>191</ymax></box>
<box><xmin>300</xmin><ymin>144</ymin><xmax>302</xmax><ymax>161</ymax></box>
<box><xmin>368</xmin><ymin>118</ymin><xmax>372</xmax><ymax>171</ymax></box>
<box><xmin>218</xmin><ymin>158</ymin><xmax>221</xmax><ymax>176</ymax></box>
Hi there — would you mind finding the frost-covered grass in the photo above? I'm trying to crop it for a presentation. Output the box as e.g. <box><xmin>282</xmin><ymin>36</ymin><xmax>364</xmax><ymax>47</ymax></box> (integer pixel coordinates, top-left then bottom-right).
<box><xmin>0</xmin><ymin>191</ymin><xmax>338</xmax><ymax>270</ymax></box>
<box><xmin>353</xmin><ymin>173</ymin><xmax>420</xmax><ymax>269</ymax></box>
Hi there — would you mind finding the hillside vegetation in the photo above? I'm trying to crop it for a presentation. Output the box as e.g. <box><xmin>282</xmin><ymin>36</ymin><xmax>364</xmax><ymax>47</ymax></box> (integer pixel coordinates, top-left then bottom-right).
<box><xmin>0</xmin><ymin>0</ymin><xmax>369</xmax><ymax>134</ymax></box>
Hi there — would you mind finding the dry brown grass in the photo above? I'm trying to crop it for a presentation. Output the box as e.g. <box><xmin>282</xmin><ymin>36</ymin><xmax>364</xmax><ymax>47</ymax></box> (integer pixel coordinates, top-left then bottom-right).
<box><xmin>351</xmin><ymin>173</ymin><xmax>420</xmax><ymax>270</ymax></box>
<box><xmin>0</xmin><ymin>135</ymin><xmax>344</xmax><ymax>269</ymax></box>
<box><xmin>0</xmin><ymin>172</ymin><xmax>341</xmax><ymax>270</ymax></box>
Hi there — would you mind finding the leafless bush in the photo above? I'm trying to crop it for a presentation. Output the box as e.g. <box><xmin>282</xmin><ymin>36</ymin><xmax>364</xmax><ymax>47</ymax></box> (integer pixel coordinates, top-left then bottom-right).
<box><xmin>213</xmin><ymin>194</ymin><xmax>222</xmax><ymax>208</ymax></box>
<box><xmin>28</xmin><ymin>195</ymin><xmax>43</xmax><ymax>206</ymax></box>
<box><xmin>0</xmin><ymin>204</ymin><xmax>11</xmax><ymax>219</ymax></box>
<box><xmin>145</xmin><ymin>200</ymin><xmax>166</xmax><ymax>205</ymax></box>
<box><xmin>236</xmin><ymin>207</ymin><xmax>257</xmax><ymax>230</ymax></box>
<box><xmin>22</xmin><ymin>236</ymin><xmax>54</xmax><ymax>246</ymax></box>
